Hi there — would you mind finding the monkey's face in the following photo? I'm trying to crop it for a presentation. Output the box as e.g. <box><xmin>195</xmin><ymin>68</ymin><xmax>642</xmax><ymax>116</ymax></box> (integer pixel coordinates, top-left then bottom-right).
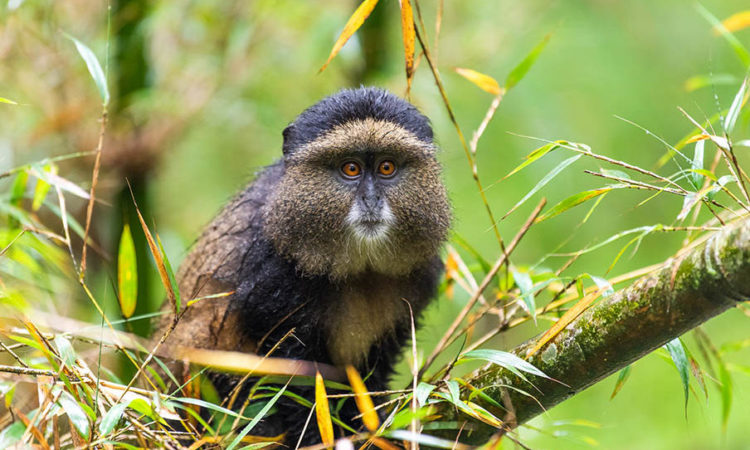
<box><xmin>264</xmin><ymin>118</ymin><xmax>451</xmax><ymax>280</ymax></box>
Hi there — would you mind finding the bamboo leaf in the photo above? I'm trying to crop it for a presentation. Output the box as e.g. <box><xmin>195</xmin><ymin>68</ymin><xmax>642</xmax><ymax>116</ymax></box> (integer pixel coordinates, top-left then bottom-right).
<box><xmin>610</xmin><ymin>365</ymin><xmax>631</xmax><ymax>399</ymax></box>
<box><xmin>31</xmin><ymin>165</ymin><xmax>54</xmax><ymax>212</ymax></box>
<box><xmin>400</xmin><ymin>0</ymin><xmax>415</xmax><ymax>89</ymax></box>
<box><xmin>66</xmin><ymin>34</ymin><xmax>110</xmax><ymax>105</ymax></box>
<box><xmin>689</xmin><ymin>140</ymin><xmax>705</xmax><ymax>190</ymax></box>
<box><xmin>0</xmin><ymin>422</ymin><xmax>24</xmax><ymax>449</ymax></box>
<box><xmin>130</xmin><ymin>190</ymin><xmax>177</xmax><ymax>313</ymax></box>
<box><xmin>724</xmin><ymin>75</ymin><xmax>749</xmax><ymax>133</ymax></box>
<box><xmin>699</xmin><ymin>4</ymin><xmax>750</xmax><ymax>67</ymax></box>
<box><xmin>505</xmin><ymin>33</ymin><xmax>551</xmax><ymax>90</ymax></box>
<box><xmin>512</xmin><ymin>269</ymin><xmax>536</xmax><ymax>323</ymax></box>
<box><xmin>504</xmin><ymin>141</ymin><xmax>563</xmax><ymax>179</ymax></box>
<box><xmin>717</xmin><ymin>357</ymin><xmax>732</xmax><ymax>430</ymax></box>
<box><xmin>527</xmin><ymin>289</ymin><xmax>604</xmax><ymax>358</ymax></box>
<box><xmin>156</xmin><ymin>233</ymin><xmax>181</xmax><ymax>313</ymax></box>
<box><xmin>227</xmin><ymin>384</ymin><xmax>287</xmax><ymax>450</ymax></box>
<box><xmin>99</xmin><ymin>401</ymin><xmax>128</xmax><ymax>436</ymax></box>
<box><xmin>57</xmin><ymin>390</ymin><xmax>91</xmax><ymax>440</ymax></box>
<box><xmin>345</xmin><ymin>365</ymin><xmax>379</xmax><ymax>431</ymax></box>
<box><xmin>117</xmin><ymin>223</ymin><xmax>138</xmax><ymax>319</ymax></box>
<box><xmin>315</xmin><ymin>372</ymin><xmax>334</xmax><ymax>447</ymax></box>
<box><xmin>684</xmin><ymin>73</ymin><xmax>739</xmax><ymax>92</ymax></box>
<box><xmin>503</xmin><ymin>154</ymin><xmax>581</xmax><ymax>219</ymax></box>
<box><xmin>720</xmin><ymin>10</ymin><xmax>750</xmax><ymax>33</ymax></box>
<box><xmin>535</xmin><ymin>188</ymin><xmax>612</xmax><ymax>223</ymax></box>
<box><xmin>319</xmin><ymin>0</ymin><xmax>380</xmax><ymax>73</ymax></box>
<box><xmin>454</xmin><ymin>67</ymin><xmax>502</xmax><ymax>95</ymax></box>
<box><xmin>416</xmin><ymin>382</ymin><xmax>436</xmax><ymax>407</ymax></box>
<box><xmin>664</xmin><ymin>338</ymin><xmax>689</xmax><ymax>412</ymax></box>
<box><xmin>459</xmin><ymin>349</ymin><xmax>550</xmax><ymax>380</ymax></box>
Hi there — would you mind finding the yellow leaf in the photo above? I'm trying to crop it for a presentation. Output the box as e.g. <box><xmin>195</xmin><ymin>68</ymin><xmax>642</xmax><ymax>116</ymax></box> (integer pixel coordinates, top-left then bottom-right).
<box><xmin>315</xmin><ymin>372</ymin><xmax>334</xmax><ymax>447</ymax></box>
<box><xmin>719</xmin><ymin>10</ymin><xmax>750</xmax><ymax>33</ymax></box>
<box><xmin>320</xmin><ymin>0</ymin><xmax>380</xmax><ymax>73</ymax></box>
<box><xmin>454</xmin><ymin>67</ymin><xmax>502</xmax><ymax>96</ymax></box>
<box><xmin>400</xmin><ymin>0</ymin><xmax>415</xmax><ymax>89</ymax></box>
<box><xmin>345</xmin><ymin>365</ymin><xmax>379</xmax><ymax>432</ymax></box>
<box><xmin>685</xmin><ymin>134</ymin><xmax>710</xmax><ymax>144</ymax></box>
<box><xmin>117</xmin><ymin>223</ymin><xmax>138</xmax><ymax>319</ymax></box>
<box><xmin>526</xmin><ymin>289</ymin><xmax>604</xmax><ymax>358</ymax></box>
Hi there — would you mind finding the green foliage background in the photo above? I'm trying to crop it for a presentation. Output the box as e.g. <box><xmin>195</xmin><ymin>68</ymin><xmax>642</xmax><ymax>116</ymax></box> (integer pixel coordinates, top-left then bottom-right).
<box><xmin>1</xmin><ymin>0</ymin><xmax>749</xmax><ymax>447</ymax></box>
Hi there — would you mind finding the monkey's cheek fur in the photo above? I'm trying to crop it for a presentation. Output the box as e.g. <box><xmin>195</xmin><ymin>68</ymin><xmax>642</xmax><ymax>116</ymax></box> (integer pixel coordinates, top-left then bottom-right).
<box><xmin>264</xmin><ymin>168</ymin><xmax>450</xmax><ymax>280</ymax></box>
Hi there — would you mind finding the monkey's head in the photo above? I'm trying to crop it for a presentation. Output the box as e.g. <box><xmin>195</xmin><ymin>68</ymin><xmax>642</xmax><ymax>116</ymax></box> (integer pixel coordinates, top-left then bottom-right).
<box><xmin>264</xmin><ymin>87</ymin><xmax>451</xmax><ymax>280</ymax></box>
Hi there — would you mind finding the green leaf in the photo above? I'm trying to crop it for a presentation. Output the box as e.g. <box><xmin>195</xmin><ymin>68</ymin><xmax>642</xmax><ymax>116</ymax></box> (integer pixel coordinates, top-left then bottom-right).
<box><xmin>697</xmin><ymin>4</ymin><xmax>750</xmax><ymax>67</ymax></box>
<box><xmin>535</xmin><ymin>188</ymin><xmax>612</xmax><ymax>223</ymax></box>
<box><xmin>99</xmin><ymin>401</ymin><xmax>128</xmax><ymax>436</ymax></box>
<box><xmin>610</xmin><ymin>365</ymin><xmax>631</xmax><ymax>399</ymax></box>
<box><xmin>172</xmin><ymin>397</ymin><xmax>242</xmax><ymax>418</ymax></box>
<box><xmin>724</xmin><ymin>75</ymin><xmax>749</xmax><ymax>133</ymax></box>
<box><xmin>511</xmin><ymin>269</ymin><xmax>536</xmax><ymax>323</ymax></box>
<box><xmin>127</xmin><ymin>397</ymin><xmax>166</xmax><ymax>424</ymax></box>
<box><xmin>66</xmin><ymin>34</ymin><xmax>110</xmax><ymax>105</ymax></box>
<box><xmin>504</xmin><ymin>141</ymin><xmax>561</xmax><ymax>179</ymax></box>
<box><xmin>0</xmin><ymin>421</ymin><xmax>25</xmax><ymax>449</ymax></box>
<box><xmin>717</xmin><ymin>357</ymin><xmax>733</xmax><ymax>430</ymax></box>
<box><xmin>387</xmin><ymin>430</ymin><xmax>472</xmax><ymax>449</ymax></box>
<box><xmin>664</xmin><ymin>338</ymin><xmax>689</xmax><ymax>412</ymax></box>
<box><xmin>117</xmin><ymin>223</ymin><xmax>138</xmax><ymax>319</ymax></box>
<box><xmin>684</xmin><ymin>73</ymin><xmax>739</xmax><ymax>92</ymax></box>
<box><xmin>459</xmin><ymin>349</ymin><xmax>550</xmax><ymax>380</ymax></box>
<box><xmin>227</xmin><ymin>384</ymin><xmax>287</xmax><ymax>450</ymax></box>
<box><xmin>504</xmin><ymin>154</ymin><xmax>581</xmax><ymax>219</ymax></box>
<box><xmin>0</xmin><ymin>97</ymin><xmax>18</xmax><ymax>105</ymax></box>
<box><xmin>689</xmin><ymin>140</ymin><xmax>705</xmax><ymax>190</ymax></box>
<box><xmin>31</xmin><ymin>166</ymin><xmax>53</xmax><ymax>212</ymax></box>
<box><xmin>54</xmin><ymin>335</ymin><xmax>77</xmax><ymax>367</ymax></box>
<box><xmin>57</xmin><ymin>390</ymin><xmax>91</xmax><ymax>440</ymax></box>
<box><xmin>415</xmin><ymin>382</ymin><xmax>436</xmax><ymax>407</ymax></box>
<box><xmin>445</xmin><ymin>380</ymin><xmax>460</xmax><ymax>405</ymax></box>
<box><xmin>10</xmin><ymin>171</ymin><xmax>28</xmax><ymax>206</ymax></box>
<box><xmin>505</xmin><ymin>33</ymin><xmax>551</xmax><ymax>90</ymax></box>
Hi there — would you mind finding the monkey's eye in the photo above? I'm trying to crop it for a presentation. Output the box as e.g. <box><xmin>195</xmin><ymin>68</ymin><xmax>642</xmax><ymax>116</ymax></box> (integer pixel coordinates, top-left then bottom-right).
<box><xmin>340</xmin><ymin>161</ymin><xmax>362</xmax><ymax>178</ymax></box>
<box><xmin>377</xmin><ymin>160</ymin><xmax>397</xmax><ymax>178</ymax></box>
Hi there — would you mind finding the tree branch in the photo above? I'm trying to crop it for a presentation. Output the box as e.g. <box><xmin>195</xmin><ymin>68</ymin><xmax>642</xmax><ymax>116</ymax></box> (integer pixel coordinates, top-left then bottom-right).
<box><xmin>441</xmin><ymin>217</ymin><xmax>750</xmax><ymax>442</ymax></box>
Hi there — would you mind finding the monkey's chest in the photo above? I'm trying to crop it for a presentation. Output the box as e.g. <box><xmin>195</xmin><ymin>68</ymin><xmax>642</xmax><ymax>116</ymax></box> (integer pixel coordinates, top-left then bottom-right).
<box><xmin>324</xmin><ymin>286</ymin><xmax>408</xmax><ymax>367</ymax></box>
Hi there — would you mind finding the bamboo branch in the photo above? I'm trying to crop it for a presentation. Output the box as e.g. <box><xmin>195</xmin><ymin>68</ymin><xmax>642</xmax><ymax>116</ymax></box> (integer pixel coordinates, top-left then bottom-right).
<box><xmin>437</xmin><ymin>217</ymin><xmax>750</xmax><ymax>443</ymax></box>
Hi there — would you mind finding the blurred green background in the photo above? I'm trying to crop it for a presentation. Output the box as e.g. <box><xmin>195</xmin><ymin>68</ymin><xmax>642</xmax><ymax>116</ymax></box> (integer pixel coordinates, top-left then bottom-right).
<box><xmin>2</xmin><ymin>0</ymin><xmax>749</xmax><ymax>448</ymax></box>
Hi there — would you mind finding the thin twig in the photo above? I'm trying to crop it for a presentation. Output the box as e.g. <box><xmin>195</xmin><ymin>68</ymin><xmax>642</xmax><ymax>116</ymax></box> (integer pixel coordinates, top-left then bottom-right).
<box><xmin>419</xmin><ymin>198</ymin><xmax>546</xmax><ymax>379</ymax></box>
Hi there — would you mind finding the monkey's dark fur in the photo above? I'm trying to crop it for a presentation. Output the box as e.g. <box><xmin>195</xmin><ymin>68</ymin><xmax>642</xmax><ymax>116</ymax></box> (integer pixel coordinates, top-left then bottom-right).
<box><xmin>160</xmin><ymin>87</ymin><xmax>451</xmax><ymax>443</ymax></box>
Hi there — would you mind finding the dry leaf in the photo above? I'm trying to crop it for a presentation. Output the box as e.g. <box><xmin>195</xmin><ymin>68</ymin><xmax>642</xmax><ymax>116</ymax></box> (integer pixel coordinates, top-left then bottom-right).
<box><xmin>345</xmin><ymin>365</ymin><xmax>379</xmax><ymax>432</ymax></box>
<box><xmin>454</xmin><ymin>67</ymin><xmax>502</xmax><ymax>95</ymax></box>
<box><xmin>320</xmin><ymin>0</ymin><xmax>380</xmax><ymax>73</ymax></box>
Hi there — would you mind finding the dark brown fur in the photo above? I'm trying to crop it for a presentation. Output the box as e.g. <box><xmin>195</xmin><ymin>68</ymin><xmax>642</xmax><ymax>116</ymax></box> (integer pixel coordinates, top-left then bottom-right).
<box><xmin>158</xmin><ymin>88</ymin><xmax>450</xmax><ymax>443</ymax></box>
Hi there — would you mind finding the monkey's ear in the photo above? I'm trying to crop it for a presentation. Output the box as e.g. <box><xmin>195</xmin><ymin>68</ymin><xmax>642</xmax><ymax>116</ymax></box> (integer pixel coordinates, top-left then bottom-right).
<box><xmin>282</xmin><ymin>124</ymin><xmax>295</xmax><ymax>156</ymax></box>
